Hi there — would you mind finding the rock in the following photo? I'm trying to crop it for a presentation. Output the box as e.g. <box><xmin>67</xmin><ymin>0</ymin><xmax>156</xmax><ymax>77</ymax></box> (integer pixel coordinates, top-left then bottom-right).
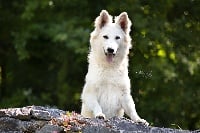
<box><xmin>81</xmin><ymin>117</ymin><xmax>192</xmax><ymax>133</ymax></box>
<box><xmin>30</xmin><ymin>106</ymin><xmax>65</xmax><ymax>120</ymax></box>
<box><xmin>36</xmin><ymin>124</ymin><xmax>64</xmax><ymax>133</ymax></box>
<box><xmin>0</xmin><ymin>117</ymin><xmax>47</xmax><ymax>133</ymax></box>
<box><xmin>0</xmin><ymin>106</ymin><xmax>64</xmax><ymax>133</ymax></box>
<box><xmin>0</xmin><ymin>106</ymin><xmax>197</xmax><ymax>133</ymax></box>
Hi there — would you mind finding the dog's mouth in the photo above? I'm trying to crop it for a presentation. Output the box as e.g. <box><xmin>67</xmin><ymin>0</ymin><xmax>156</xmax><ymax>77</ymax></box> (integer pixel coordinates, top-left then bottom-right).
<box><xmin>104</xmin><ymin>49</ymin><xmax>116</xmax><ymax>63</ymax></box>
<box><xmin>106</xmin><ymin>53</ymin><xmax>115</xmax><ymax>63</ymax></box>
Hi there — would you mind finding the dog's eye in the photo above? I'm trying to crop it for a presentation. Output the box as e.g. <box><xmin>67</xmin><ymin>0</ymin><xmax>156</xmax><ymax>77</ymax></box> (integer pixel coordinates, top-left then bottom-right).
<box><xmin>115</xmin><ymin>36</ymin><xmax>120</xmax><ymax>40</ymax></box>
<box><xmin>103</xmin><ymin>35</ymin><xmax>109</xmax><ymax>39</ymax></box>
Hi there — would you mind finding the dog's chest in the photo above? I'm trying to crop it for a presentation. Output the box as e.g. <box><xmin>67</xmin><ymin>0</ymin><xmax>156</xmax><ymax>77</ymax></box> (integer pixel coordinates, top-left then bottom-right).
<box><xmin>97</xmin><ymin>86</ymin><xmax>122</xmax><ymax>117</ymax></box>
<box><xmin>96</xmin><ymin>67</ymin><xmax>128</xmax><ymax>88</ymax></box>
<box><xmin>95</xmin><ymin>68</ymin><xmax>128</xmax><ymax>117</ymax></box>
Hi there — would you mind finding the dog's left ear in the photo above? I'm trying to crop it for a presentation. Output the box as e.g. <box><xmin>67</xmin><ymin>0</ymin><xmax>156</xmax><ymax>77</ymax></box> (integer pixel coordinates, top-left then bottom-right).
<box><xmin>115</xmin><ymin>12</ymin><xmax>132</xmax><ymax>34</ymax></box>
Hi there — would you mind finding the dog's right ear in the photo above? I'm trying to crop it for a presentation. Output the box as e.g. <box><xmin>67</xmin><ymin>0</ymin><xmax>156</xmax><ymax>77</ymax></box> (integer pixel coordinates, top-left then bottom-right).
<box><xmin>94</xmin><ymin>10</ymin><xmax>112</xmax><ymax>29</ymax></box>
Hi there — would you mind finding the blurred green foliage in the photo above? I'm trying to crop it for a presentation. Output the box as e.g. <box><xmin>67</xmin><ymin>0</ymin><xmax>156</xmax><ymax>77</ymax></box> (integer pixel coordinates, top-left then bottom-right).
<box><xmin>0</xmin><ymin>0</ymin><xmax>199</xmax><ymax>130</ymax></box>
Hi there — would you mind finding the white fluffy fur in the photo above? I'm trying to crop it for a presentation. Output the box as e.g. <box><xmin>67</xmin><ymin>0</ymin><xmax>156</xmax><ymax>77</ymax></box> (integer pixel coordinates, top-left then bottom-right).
<box><xmin>81</xmin><ymin>10</ymin><xmax>148</xmax><ymax>125</ymax></box>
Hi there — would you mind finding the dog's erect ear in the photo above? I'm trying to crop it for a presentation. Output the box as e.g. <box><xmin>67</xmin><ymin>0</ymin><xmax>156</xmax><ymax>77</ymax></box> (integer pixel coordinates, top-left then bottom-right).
<box><xmin>115</xmin><ymin>12</ymin><xmax>132</xmax><ymax>34</ymax></box>
<box><xmin>95</xmin><ymin>10</ymin><xmax>112</xmax><ymax>29</ymax></box>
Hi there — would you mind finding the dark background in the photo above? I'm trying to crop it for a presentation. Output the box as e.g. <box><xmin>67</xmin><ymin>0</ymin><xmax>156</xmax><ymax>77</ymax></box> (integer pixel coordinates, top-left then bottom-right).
<box><xmin>0</xmin><ymin>0</ymin><xmax>199</xmax><ymax>130</ymax></box>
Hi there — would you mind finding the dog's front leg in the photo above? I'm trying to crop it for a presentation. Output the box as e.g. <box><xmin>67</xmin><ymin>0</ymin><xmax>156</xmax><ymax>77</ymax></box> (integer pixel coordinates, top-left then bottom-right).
<box><xmin>81</xmin><ymin>85</ymin><xmax>105</xmax><ymax>119</ymax></box>
<box><xmin>121</xmin><ymin>93</ymin><xmax>149</xmax><ymax>125</ymax></box>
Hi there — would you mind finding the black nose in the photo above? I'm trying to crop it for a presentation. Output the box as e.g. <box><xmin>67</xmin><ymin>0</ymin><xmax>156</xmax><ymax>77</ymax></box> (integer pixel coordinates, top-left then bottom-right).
<box><xmin>107</xmin><ymin>48</ymin><xmax>114</xmax><ymax>54</ymax></box>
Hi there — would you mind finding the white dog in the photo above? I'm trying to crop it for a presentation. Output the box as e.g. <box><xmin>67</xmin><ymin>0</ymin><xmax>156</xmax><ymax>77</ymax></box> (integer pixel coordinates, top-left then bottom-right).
<box><xmin>81</xmin><ymin>10</ymin><xmax>148</xmax><ymax>125</ymax></box>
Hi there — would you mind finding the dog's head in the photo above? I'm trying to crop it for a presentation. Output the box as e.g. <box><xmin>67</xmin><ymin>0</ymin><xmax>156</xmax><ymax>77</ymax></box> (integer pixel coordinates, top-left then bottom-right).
<box><xmin>90</xmin><ymin>10</ymin><xmax>132</xmax><ymax>63</ymax></box>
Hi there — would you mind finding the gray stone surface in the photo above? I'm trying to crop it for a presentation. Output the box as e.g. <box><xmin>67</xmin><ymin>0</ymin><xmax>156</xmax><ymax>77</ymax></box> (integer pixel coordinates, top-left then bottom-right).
<box><xmin>0</xmin><ymin>106</ymin><xmax>197</xmax><ymax>133</ymax></box>
<box><xmin>36</xmin><ymin>124</ymin><xmax>64</xmax><ymax>133</ymax></box>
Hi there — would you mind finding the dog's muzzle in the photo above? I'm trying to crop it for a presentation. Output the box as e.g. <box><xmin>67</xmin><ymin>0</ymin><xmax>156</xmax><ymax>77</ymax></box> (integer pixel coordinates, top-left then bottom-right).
<box><xmin>104</xmin><ymin>48</ymin><xmax>116</xmax><ymax>63</ymax></box>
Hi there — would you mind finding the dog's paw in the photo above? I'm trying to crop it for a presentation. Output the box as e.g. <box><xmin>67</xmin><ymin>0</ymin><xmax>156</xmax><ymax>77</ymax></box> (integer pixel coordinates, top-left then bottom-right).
<box><xmin>95</xmin><ymin>113</ymin><xmax>106</xmax><ymax>119</ymax></box>
<box><xmin>136</xmin><ymin>118</ymin><xmax>149</xmax><ymax>126</ymax></box>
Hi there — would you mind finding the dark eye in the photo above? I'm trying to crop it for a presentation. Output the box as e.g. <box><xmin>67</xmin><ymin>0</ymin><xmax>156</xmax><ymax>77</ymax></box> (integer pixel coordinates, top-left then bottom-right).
<box><xmin>103</xmin><ymin>35</ymin><xmax>109</xmax><ymax>39</ymax></box>
<box><xmin>115</xmin><ymin>36</ymin><xmax>120</xmax><ymax>40</ymax></box>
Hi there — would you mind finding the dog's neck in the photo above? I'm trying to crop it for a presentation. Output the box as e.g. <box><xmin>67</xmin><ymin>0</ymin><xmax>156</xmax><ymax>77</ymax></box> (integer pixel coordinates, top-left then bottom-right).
<box><xmin>88</xmin><ymin>51</ymin><xmax>129</xmax><ymax>70</ymax></box>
